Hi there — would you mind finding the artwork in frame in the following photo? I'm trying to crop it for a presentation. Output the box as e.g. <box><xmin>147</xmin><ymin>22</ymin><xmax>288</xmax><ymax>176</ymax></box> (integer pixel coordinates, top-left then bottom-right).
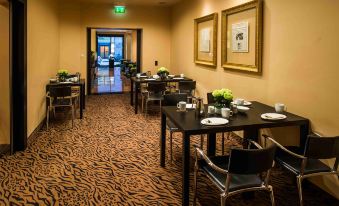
<box><xmin>194</xmin><ymin>13</ymin><xmax>218</xmax><ymax>67</ymax></box>
<box><xmin>232</xmin><ymin>21</ymin><xmax>249</xmax><ymax>52</ymax></box>
<box><xmin>221</xmin><ymin>0</ymin><xmax>263</xmax><ymax>73</ymax></box>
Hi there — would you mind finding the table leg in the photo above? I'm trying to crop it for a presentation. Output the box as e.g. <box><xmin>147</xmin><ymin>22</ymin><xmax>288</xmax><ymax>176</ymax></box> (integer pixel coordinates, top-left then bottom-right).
<box><xmin>300</xmin><ymin>122</ymin><xmax>310</xmax><ymax>150</ymax></box>
<box><xmin>80</xmin><ymin>84</ymin><xmax>84</xmax><ymax>119</ymax></box>
<box><xmin>182</xmin><ymin>131</ymin><xmax>190</xmax><ymax>206</ymax></box>
<box><xmin>160</xmin><ymin>112</ymin><xmax>166</xmax><ymax>167</ymax></box>
<box><xmin>81</xmin><ymin>83</ymin><xmax>85</xmax><ymax>109</ymax></box>
<box><xmin>207</xmin><ymin>133</ymin><xmax>216</xmax><ymax>156</ymax></box>
<box><xmin>130</xmin><ymin>79</ymin><xmax>134</xmax><ymax>106</ymax></box>
<box><xmin>243</xmin><ymin>128</ymin><xmax>259</xmax><ymax>148</ymax></box>
<box><xmin>134</xmin><ymin>82</ymin><xmax>139</xmax><ymax>114</ymax></box>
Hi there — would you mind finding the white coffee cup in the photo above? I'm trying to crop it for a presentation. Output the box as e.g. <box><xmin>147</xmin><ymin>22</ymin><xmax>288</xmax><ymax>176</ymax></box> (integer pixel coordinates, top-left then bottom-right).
<box><xmin>275</xmin><ymin>103</ymin><xmax>286</xmax><ymax>113</ymax></box>
<box><xmin>235</xmin><ymin>98</ymin><xmax>244</xmax><ymax>106</ymax></box>
<box><xmin>207</xmin><ymin>106</ymin><xmax>215</xmax><ymax>114</ymax></box>
<box><xmin>177</xmin><ymin>101</ymin><xmax>187</xmax><ymax>112</ymax></box>
<box><xmin>136</xmin><ymin>73</ymin><xmax>141</xmax><ymax>78</ymax></box>
<box><xmin>180</xmin><ymin>73</ymin><xmax>185</xmax><ymax>78</ymax></box>
<box><xmin>221</xmin><ymin>108</ymin><xmax>231</xmax><ymax>119</ymax></box>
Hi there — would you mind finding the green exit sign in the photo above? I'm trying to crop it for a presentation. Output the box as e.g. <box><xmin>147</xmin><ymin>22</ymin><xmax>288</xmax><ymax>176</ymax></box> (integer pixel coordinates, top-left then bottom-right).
<box><xmin>115</xmin><ymin>6</ymin><xmax>125</xmax><ymax>14</ymax></box>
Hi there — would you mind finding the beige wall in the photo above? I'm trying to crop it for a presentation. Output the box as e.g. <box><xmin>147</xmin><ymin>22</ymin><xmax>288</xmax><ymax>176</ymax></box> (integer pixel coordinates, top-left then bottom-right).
<box><xmin>59</xmin><ymin>2</ymin><xmax>172</xmax><ymax>87</ymax></box>
<box><xmin>131</xmin><ymin>30</ymin><xmax>137</xmax><ymax>62</ymax></box>
<box><xmin>0</xmin><ymin>4</ymin><xmax>10</xmax><ymax>144</ymax></box>
<box><xmin>171</xmin><ymin>0</ymin><xmax>339</xmax><ymax>198</ymax></box>
<box><xmin>27</xmin><ymin>0</ymin><xmax>60</xmax><ymax>136</ymax></box>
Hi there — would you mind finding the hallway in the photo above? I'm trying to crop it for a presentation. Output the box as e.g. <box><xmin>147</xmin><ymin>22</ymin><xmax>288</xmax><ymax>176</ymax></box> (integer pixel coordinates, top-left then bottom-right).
<box><xmin>91</xmin><ymin>66</ymin><xmax>123</xmax><ymax>94</ymax></box>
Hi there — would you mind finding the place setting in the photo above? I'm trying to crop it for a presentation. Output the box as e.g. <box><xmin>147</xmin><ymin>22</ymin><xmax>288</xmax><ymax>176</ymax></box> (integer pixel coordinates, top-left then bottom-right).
<box><xmin>261</xmin><ymin>103</ymin><xmax>287</xmax><ymax>121</ymax></box>
<box><xmin>176</xmin><ymin>101</ymin><xmax>196</xmax><ymax>113</ymax></box>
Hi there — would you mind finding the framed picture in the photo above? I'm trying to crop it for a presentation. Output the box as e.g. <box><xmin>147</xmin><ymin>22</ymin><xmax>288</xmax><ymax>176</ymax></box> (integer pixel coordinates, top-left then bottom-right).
<box><xmin>194</xmin><ymin>13</ymin><xmax>218</xmax><ymax>67</ymax></box>
<box><xmin>221</xmin><ymin>0</ymin><xmax>263</xmax><ymax>73</ymax></box>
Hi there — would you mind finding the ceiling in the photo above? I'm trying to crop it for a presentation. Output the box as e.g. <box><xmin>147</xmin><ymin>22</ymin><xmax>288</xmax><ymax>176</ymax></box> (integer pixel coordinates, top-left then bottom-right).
<box><xmin>75</xmin><ymin>0</ymin><xmax>181</xmax><ymax>6</ymax></box>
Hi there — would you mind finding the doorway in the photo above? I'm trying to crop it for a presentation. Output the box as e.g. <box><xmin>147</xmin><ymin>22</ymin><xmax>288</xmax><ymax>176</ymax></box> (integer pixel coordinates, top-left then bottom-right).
<box><xmin>87</xmin><ymin>28</ymin><xmax>142</xmax><ymax>95</ymax></box>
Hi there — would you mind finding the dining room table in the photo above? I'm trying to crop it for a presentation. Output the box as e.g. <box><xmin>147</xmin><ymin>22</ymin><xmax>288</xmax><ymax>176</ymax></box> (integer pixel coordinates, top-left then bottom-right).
<box><xmin>46</xmin><ymin>79</ymin><xmax>86</xmax><ymax>119</ymax></box>
<box><xmin>160</xmin><ymin>101</ymin><xmax>310</xmax><ymax>206</ymax></box>
<box><xmin>130</xmin><ymin>76</ymin><xmax>193</xmax><ymax>114</ymax></box>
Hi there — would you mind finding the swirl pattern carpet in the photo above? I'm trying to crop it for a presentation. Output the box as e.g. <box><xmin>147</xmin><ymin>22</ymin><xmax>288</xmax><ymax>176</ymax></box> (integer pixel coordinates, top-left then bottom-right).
<box><xmin>0</xmin><ymin>94</ymin><xmax>338</xmax><ymax>205</ymax></box>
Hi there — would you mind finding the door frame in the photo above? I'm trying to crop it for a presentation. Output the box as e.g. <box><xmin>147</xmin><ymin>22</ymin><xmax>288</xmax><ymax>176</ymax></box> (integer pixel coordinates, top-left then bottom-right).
<box><xmin>86</xmin><ymin>27</ymin><xmax>142</xmax><ymax>95</ymax></box>
<box><xmin>9</xmin><ymin>0</ymin><xmax>27</xmax><ymax>153</ymax></box>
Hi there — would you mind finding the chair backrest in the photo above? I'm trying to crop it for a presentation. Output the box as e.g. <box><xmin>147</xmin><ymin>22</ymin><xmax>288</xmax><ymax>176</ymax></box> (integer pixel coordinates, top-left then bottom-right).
<box><xmin>304</xmin><ymin>135</ymin><xmax>339</xmax><ymax>159</ymax></box>
<box><xmin>49</xmin><ymin>86</ymin><xmax>72</xmax><ymax>98</ymax></box>
<box><xmin>228</xmin><ymin>144</ymin><xmax>276</xmax><ymax>174</ymax></box>
<box><xmin>163</xmin><ymin>93</ymin><xmax>188</xmax><ymax>106</ymax></box>
<box><xmin>207</xmin><ymin>92</ymin><xmax>215</xmax><ymax>104</ymax></box>
<box><xmin>147</xmin><ymin>82</ymin><xmax>167</xmax><ymax>94</ymax></box>
<box><xmin>179</xmin><ymin>81</ymin><xmax>196</xmax><ymax>92</ymax></box>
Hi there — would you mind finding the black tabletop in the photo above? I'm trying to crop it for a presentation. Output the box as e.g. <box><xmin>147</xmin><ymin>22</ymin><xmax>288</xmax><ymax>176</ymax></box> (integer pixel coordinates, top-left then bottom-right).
<box><xmin>161</xmin><ymin>101</ymin><xmax>309</xmax><ymax>134</ymax></box>
<box><xmin>131</xmin><ymin>76</ymin><xmax>192</xmax><ymax>83</ymax></box>
<box><xmin>46</xmin><ymin>79</ymin><xmax>85</xmax><ymax>86</ymax></box>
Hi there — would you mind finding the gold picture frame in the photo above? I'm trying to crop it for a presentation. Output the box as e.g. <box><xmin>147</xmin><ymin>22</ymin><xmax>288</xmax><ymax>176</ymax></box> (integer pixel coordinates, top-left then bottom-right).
<box><xmin>221</xmin><ymin>0</ymin><xmax>263</xmax><ymax>73</ymax></box>
<box><xmin>194</xmin><ymin>13</ymin><xmax>218</xmax><ymax>67</ymax></box>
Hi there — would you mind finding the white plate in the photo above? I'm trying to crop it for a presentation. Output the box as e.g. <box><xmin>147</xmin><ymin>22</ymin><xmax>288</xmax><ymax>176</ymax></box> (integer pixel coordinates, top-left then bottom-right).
<box><xmin>261</xmin><ymin>113</ymin><xmax>287</xmax><ymax>120</ymax></box>
<box><xmin>237</xmin><ymin>106</ymin><xmax>250</xmax><ymax>113</ymax></box>
<box><xmin>173</xmin><ymin>77</ymin><xmax>184</xmax><ymax>80</ymax></box>
<box><xmin>201</xmin><ymin>117</ymin><xmax>229</xmax><ymax>126</ymax></box>
<box><xmin>231</xmin><ymin>101</ymin><xmax>252</xmax><ymax>106</ymax></box>
<box><xmin>243</xmin><ymin>101</ymin><xmax>252</xmax><ymax>106</ymax></box>
<box><xmin>186</xmin><ymin>104</ymin><xmax>196</xmax><ymax>109</ymax></box>
<box><xmin>140</xmin><ymin>75</ymin><xmax>147</xmax><ymax>78</ymax></box>
<box><xmin>168</xmin><ymin>75</ymin><xmax>175</xmax><ymax>77</ymax></box>
<box><xmin>59</xmin><ymin>81</ymin><xmax>73</xmax><ymax>84</ymax></box>
<box><xmin>144</xmin><ymin>78</ymin><xmax>156</xmax><ymax>81</ymax></box>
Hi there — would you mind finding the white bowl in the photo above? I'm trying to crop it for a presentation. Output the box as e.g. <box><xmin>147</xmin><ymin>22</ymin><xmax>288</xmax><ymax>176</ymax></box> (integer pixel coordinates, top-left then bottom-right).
<box><xmin>237</xmin><ymin>106</ymin><xmax>250</xmax><ymax>113</ymax></box>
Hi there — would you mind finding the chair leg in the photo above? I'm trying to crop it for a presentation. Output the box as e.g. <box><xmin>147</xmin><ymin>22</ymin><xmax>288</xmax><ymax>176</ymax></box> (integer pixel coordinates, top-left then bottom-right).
<box><xmin>269</xmin><ymin>186</ymin><xmax>275</xmax><ymax>206</ymax></box>
<box><xmin>220</xmin><ymin>195</ymin><xmax>226</xmax><ymax>206</ymax></box>
<box><xmin>170</xmin><ymin>131</ymin><xmax>173</xmax><ymax>162</ymax></box>
<box><xmin>141</xmin><ymin>96</ymin><xmax>144</xmax><ymax>113</ymax></box>
<box><xmin>46</xmin><ymin>106</ymin><xmax>50</xmax><ymax>130</ymax></box>
<box><xmin>71</xmin><ymin>106</ymin><xmax>74</xmax><ymax>128</ymax></box>
<box><xmin>193</xmin><ymin>161</ymin><xmax>198</xmax><ymax>206</ymax></box>
<box><xmin>200</xmin><ymin>134</ymin><xmax>204</xmax><ymax>150</ymax></box>
<box><xmin>53</xmin><ymin>107</ymin><xmax>56</xmax><ymax>118</ymax></box>
<box><xmin>145</xmin><ymin>100</ymin><xmax>148</xmax><ymax>117</ymax></box>
<box><xmin>296</xmin><ymin>176</ymin><xmax>303</xmax><ymax>206</ymax></box>
<box><xmin>159</xmin><ymin>100</ymin><xmax>162</xmax><ymax>111</ymax></box>
<box><xmin>222</xmin><ymin>133</ymin><xmax>225</xmax><ymax>155</ymax></box>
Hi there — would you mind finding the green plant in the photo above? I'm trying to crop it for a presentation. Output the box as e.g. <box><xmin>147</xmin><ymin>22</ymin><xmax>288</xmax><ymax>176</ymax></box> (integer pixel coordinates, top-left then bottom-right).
<box><xmin>157</xmin><ymin>67</ymin><xmax>169</xmax><ymax>75</ymax></box>
<box><xmin>212</xmin><ymin>88</ymin><xmax>233</xmax><ymax>108</ymax></box>
<box><xmin>57</xmin><ymin>69</ymin><xmax>69</xmax><ymax>80</ymax></box>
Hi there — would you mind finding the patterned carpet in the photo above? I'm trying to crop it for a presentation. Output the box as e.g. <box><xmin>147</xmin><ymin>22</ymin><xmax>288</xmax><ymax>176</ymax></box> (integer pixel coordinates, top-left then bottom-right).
<box><xmin>0</xmin><ymin>94</ymin><xmax>338</xmax><ymax>205</ymax></box>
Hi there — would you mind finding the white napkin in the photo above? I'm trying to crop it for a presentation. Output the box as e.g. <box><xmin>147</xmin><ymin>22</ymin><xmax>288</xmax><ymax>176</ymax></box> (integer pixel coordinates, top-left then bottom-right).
<box><xmin>186</xmin><ymin>104</ymin><xmax>196</xmax><ymax>109</ymax></box>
